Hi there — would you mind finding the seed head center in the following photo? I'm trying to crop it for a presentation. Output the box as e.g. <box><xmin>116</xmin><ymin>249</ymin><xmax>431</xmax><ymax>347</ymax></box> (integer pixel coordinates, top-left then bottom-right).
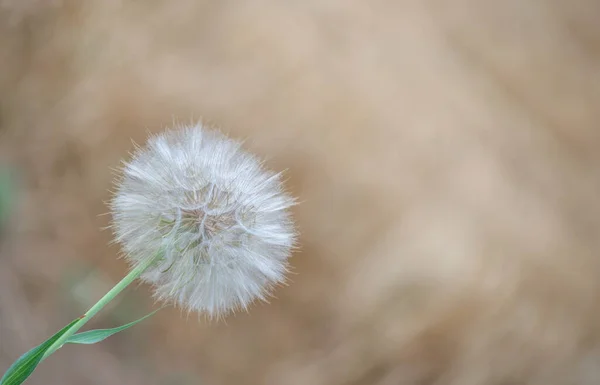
<box><xmin>181</xmin><ymin>208</ymin><xmax>236</xmax><ymax>240</ymax></box>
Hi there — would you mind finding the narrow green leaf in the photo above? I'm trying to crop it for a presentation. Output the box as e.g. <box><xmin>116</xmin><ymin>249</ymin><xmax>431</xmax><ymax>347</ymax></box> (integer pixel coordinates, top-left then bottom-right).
<box><xmin>0</xmin><ymin>318</ymin><xmax>80</xmax><ymax>385</ymax></box>
<box><xmin>66</xmin><ymin>310</ymin><xmax>158</xmax><ymax>345</ymax></box>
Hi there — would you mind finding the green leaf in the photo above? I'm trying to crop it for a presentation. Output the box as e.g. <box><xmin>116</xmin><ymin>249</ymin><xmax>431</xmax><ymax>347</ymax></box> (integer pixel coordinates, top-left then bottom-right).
<box><xmin>66</xmin><ymin>310</ymin><xmax>158</xmax><ymax>345</ymax></box>
<box><xmin>0</xmin><ymin>318</ymin><xmax>80</xmax><ymax>385</ymax></box>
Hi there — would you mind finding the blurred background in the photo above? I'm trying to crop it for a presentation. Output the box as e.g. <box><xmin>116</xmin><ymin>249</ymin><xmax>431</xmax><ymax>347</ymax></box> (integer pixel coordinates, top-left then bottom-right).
<box><xmin>1</xmin><ymin>1</ymin><xmax>600</xmax><ymax>384</ymax></box>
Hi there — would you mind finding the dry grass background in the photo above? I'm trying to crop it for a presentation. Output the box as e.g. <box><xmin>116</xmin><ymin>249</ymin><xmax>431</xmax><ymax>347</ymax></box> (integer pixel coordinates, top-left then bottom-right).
<box><xmin>0</xmin><ymin>0</ymin><xmax>600</xmax><ymax>384</ymax></box>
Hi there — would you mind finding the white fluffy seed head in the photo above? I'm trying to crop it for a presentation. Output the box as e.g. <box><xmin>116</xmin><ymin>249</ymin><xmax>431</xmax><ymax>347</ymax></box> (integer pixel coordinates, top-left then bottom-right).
<box><xmin>110</xmin><ymin>123</ymin><xmax>296</xmax><ymax>318</ymax></box>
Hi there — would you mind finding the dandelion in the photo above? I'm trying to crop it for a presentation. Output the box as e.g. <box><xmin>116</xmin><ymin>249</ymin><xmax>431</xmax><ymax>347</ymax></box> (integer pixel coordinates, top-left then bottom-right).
<box><xmin>0</xmin><ymin>123</ymin><xmax>297</xmax><ymax>385</ymax></box>
<box><xmin>111</xmin><ymin>124</ymin><xmax>296</xmax><ymax>317</ymax></box>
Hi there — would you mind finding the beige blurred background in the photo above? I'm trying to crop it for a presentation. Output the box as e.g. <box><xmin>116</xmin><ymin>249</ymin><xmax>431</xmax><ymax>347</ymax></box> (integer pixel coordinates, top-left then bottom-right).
<box><xmin>1</xmin><ymin>1</ymin><xmax>599</xmax><ymax>384</ymax></box>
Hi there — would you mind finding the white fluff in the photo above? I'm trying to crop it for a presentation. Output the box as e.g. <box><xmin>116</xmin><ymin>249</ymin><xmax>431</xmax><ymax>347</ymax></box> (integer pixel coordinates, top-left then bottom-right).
<box><xmin>110</xmin><ymin>123</ymin><xmax>296</xmax><ymax>317</ymax></box>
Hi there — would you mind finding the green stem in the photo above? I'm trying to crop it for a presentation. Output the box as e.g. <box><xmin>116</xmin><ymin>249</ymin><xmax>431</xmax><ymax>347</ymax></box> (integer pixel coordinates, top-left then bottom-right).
<box><xmin>42</xmin><ymin>257</ymin><xmax>159</xmax><ymax>360</ymax></box>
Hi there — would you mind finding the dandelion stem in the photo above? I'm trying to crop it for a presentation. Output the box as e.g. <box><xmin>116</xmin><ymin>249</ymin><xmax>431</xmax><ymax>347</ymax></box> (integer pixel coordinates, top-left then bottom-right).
<box><xmin>42</xmin><ymin>255</ymin><xmax>161</xmax><ymax>360</ymax></box>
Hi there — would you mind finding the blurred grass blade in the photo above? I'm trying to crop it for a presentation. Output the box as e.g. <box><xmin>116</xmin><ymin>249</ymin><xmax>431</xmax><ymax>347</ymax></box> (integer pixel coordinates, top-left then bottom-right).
<box><xmin>0</xmin><ymin>169</ymin><xmax>14</xmax><ymax>226</ymax></box>
<box><xmin>0</xmin><ymin>318</ymin><xmax>79</xmax><ymax>385</ymax></box>
<box><xmin>66</xmin><ymin>310</ymin><xmax>158</xmax><ymax>345</ymax></box>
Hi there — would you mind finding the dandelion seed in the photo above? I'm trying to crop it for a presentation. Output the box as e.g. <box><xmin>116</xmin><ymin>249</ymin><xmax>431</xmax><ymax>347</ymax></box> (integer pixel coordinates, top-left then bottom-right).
<box><xmin>110</xmin><ymin>123</ymin><xmax>296</xmax><ymax>317</ymax></box>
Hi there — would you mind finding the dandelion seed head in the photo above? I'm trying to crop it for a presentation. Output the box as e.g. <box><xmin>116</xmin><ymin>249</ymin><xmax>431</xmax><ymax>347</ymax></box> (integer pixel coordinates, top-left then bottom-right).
<box><xmin>110</xmin><ymin>123</ymin><xmax>296</xmax><ymax>317</ymax></box>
